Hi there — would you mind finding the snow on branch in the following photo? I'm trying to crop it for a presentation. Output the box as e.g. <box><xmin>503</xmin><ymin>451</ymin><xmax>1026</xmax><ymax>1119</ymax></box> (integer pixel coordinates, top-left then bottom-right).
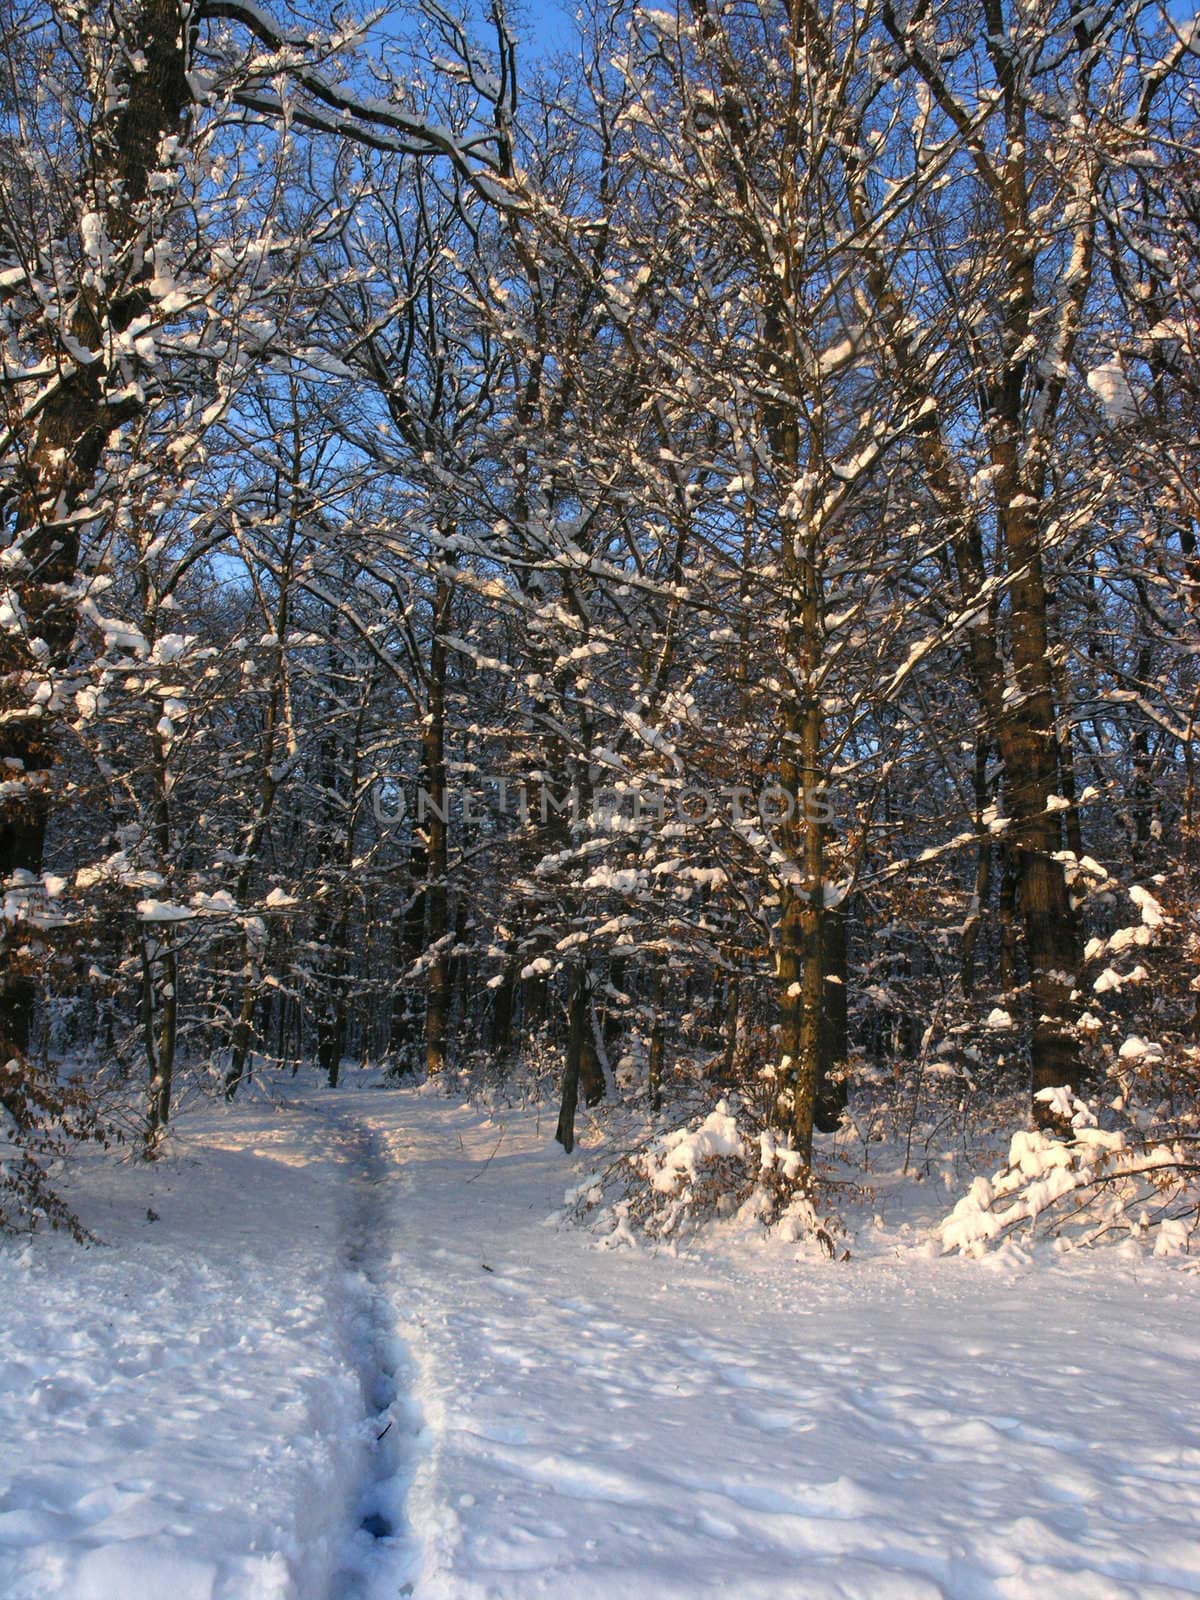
<box><xmin>941</xmin><ymin>1089</ymin><xmax>1200</xmax><ymax>1260</ymax></box>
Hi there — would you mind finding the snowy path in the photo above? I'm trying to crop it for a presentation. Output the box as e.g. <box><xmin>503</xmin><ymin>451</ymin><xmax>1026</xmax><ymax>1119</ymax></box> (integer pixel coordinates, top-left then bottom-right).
<box><xmin>322</xmin><ymin>1108</ymin><xmax>421</xmax><ymax>1599</ymax></box>
<box><xmin>0</xmin><ymin>1085</ymin><xmax>420</xmax><ymax>1600</ymax></box>
<box><xmin>3</xmin><ymin>1075</ymin><xmax>1200</xmax><ymax>1599</ymax></box>
<box><xmin>365</xmin><ymin>1089</ymin><xmax>1200</xmax><ymax>1600</ymax></box>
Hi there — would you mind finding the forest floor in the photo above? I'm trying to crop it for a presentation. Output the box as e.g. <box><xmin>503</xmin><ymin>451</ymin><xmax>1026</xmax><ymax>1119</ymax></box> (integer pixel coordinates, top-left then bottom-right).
<box><xmin>3</xmin><ymin>1070</ymin><xmax>1200</xmax><ymax>1600</ymax></box>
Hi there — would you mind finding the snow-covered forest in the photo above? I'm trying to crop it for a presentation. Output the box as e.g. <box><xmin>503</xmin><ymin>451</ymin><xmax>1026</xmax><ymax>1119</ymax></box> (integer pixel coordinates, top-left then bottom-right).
<box><xmin>2</xmin><ymin>0</ymin><xmax>1200</xmax><ymax>1595</ymax></box>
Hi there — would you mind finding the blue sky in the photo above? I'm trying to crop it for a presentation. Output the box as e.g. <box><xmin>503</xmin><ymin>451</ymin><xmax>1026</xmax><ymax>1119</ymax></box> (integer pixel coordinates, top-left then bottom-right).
<box><xmin>505</xmin><ymin>0</ymin><xmax>579</xmax><ymax>61</ymax></box>
<box><xmin>408</xmin><ymin>0</ymin><xmax>1200</xmax><ymax>67</ymax></box>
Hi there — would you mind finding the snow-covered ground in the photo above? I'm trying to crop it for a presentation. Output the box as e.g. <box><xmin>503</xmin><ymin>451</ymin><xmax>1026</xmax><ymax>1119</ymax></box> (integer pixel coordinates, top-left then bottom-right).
<box><xmin>3</xmin><ymin>1071</ymin><xmax>1200</xmax><ymax>1599</ymax></box>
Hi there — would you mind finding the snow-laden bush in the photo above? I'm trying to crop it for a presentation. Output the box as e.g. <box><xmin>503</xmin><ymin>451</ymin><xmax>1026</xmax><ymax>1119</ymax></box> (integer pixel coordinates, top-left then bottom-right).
<box><xmin>568</xmin><ymin>1097</ymin><xmax>845</xmax><ymax>1255</ymax></box>
<box><xmin>941</xmin><ymin>1085</ymin><xmax>1200</xmax><ymax>1258</ymax></box>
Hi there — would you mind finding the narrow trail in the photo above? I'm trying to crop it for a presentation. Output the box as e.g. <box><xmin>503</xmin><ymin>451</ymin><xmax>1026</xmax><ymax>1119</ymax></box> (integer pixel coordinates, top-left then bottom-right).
<box><xmin>338</xmin><ymin>1090</ymin><xmax>1200</xmax><ymax>1600</ymax></box>
<box><xmin>320</xmin><ymin>1102</ymin><xmax>423</xmax><ymax>1600</ymax></box>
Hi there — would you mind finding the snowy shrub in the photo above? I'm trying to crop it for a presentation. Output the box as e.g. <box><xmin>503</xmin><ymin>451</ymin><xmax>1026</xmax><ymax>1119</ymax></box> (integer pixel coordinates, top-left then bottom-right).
<box><xmin>568</xmin><ymin>1097</ymin><xmax>846</xmax><ymax>1255</ymax></box>
<box><xmin>0</xmin><ymin>1054</ymin><xmax>111</xmax><ymax>1240</ymax></box>
<box><xmin>941</xmin><ymin>1086</ymin><xmax>1200</xmax><ymax>1258</ymax></box>
<box><xmin>934</xmin><ymin>869</ymin><xmax>1200</xmax><ymax>1257</ymax></box>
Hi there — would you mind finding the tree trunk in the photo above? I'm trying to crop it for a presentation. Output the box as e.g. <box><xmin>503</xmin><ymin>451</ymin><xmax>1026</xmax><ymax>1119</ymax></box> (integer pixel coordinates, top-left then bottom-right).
<box><xmin>719</xmin><ymin>975</ymin><xmax>739</xmax><ymax>1085</ymax></box>
<box><xmin>997</xmin><ymin>500</ymin><xmax>1085</xmax><ymax>1107</ymax></box>
<box><xmin>145</xmin><ymin>933</ymin><xmax>178</xmax><ymax>1156</ymax></box>
<box><xmin>555</xmin><ymin>967</ymin><xmax>590</xmax><ymax>1152</ymax></box>
<box><xmin>961</xmin><ymin>738</ymin><xmax>993</xmax><ymax>999</ymax></box>
<box><xmin>388</xmin><ymin>834</ymin><xmax>428</xmax><ymax>1073</ymax></box>
<box><xmin>423</xmin><ymin>568</ymin><xmax>452</xmax><ymax>1077</ymax></box>
<box><xmin>579</xmin><ymin>987</ymin><xmax>605</xmax><ymax>1108</ymax></box>
<box><xmin>814</xmin><ymin>907</ymin><xmax>849</xmax><ymax>1133</ymax></box>
<box><xmin>774</xmin><ymin>496</ymin><xmax>827</xmax><ymax>1165</ymax></box>
<box><xmin>225</xmin><ymin>973</ymin><xmax>259</xmax><ymax>1103</ymax></box>
<box><xmin>489</xmin><ymin>965</ymin><xmax>516</xmax><ymax>1061</ymax></box>
<box><xmin>647</xmin><ymin>968</ymin><xmax>666</xmax><ymax>1110</ymax></box>
<box><xmin>998</xmin><ymin>843</ymin><xmax>1019</xmax><ymax>995</ymax></box>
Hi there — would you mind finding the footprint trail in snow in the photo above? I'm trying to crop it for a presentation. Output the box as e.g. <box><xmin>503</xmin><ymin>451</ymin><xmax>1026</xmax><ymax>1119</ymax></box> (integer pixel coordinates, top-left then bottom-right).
<box><xmin>324</xmin><ymin>1108</ymin><xmax>423</xmax><ymax>1600</ymax></box>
